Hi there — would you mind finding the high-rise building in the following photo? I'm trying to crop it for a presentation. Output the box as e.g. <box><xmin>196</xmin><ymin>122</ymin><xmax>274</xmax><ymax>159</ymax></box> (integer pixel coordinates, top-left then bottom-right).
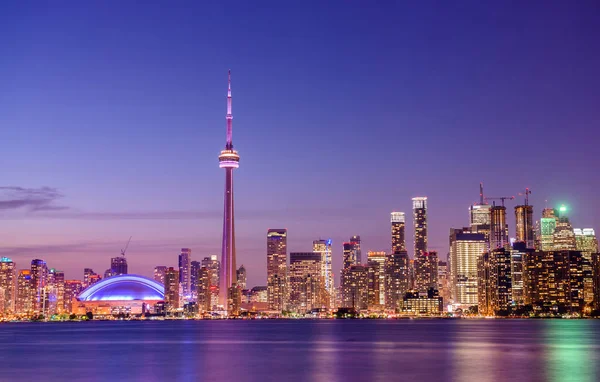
<box><xmin>574</xmin><ymin>229</ymin><xmax>599</xmax><ymax>258</ymax></box>
<box><xmin>202</xmin><ymin>255</ymin><xmax>220</xmax><ymax>308</ymax></box>
<box><xmin>477</xmin><ymin>248</ymin><xmax>512</xmax><ymax>316</ymax></box>
<box><xmin>267</xmin><ymin>229</ymin><xmax>287</xmax><ymax>312</ymax></box>
<box><xmin>469</xmin><ymin>204</ymin><xmax>492</xmax><ymax>245</ymax></box>
<box><xmin>218</xmin><ymin>71</ymin><xmax>240</xmax><ymax>313</ymax></box>
<box><xmin>190</xmin><ymin>261</ymin><xmax>201</xmax><ymax>300</ymax></box>
<box><xmin>514</xmin><ymin>205</ymin><xmax>534</xmax><ymax>249</ymax></box>
<box><xmin>490</xmin><ymin>205</ymin><xmax>508</xmax><ymax>249</ymax></box>
<box><xmin>64</xmin><ymin>280</ymin><xmax>83</xmax><ymax>314</ymax></box>
<box><xmin>415</xmin><ymin>251</ymin><xmax>438</xmax><ymax>292</ymax></box>
<box><xmin>553</xmin><ymin>208</ymin><xmax>577</xmax><ymax>251</ymax></box>
<box><xmin>30</xmin><ymin>259</ymin><xmax>48</xmax><ymax>314</ymax></box>
<box><xmin>179</xmin><ymin>248</ymin><xmax>192</xmax><ymax>297</ymax></box>
<box><xmin>367</xmin><ymin>251</ymin><xmax>386</xmax><ymax>309</ymax></box>
<box><xmin>412</xmin><ymin>197</ymin><xmax>428</xmax><ymax>258</ymax></box>
<box><xmin>197</xmin><ymin>266</ymin><xmax>212</xmax><ymax>313</ymax></box>
<box><xmin>343</xmin><ymin>236</ymin><xmax>361</xmax><ymax>270</ymax></box>
<box><xmin>48</xmin><ymin>269</ymin><xmax>65</xmax><ymax>315</ymax></box>
<box><xmin>313</xmin><ymin>239</ymin><xmax>333</xmax><ymax>308</ymax></box>
<box><xmin>110</xmin><ymin>256</ymin><xmax>128</xmax><ymax>276</ymax></box>
<box><xmin>437</xmin><ymin>260</ymin><xmax>451</xmax><ymax>304</ymax></box>
<box><xmin>164</xmin><ymin>267</ymin><xmax>180</xmax><ymax>310</ymax></box>
<box><xmin>0</xmin><ymin>257</ymin><xmax>16</xmax><ymax>315</ymax></box>
<box><xmin>236</xmin><ymin>265</ymin><xmax>247</xmax><ymax>290</ymax></box>
<box><xmin>510</xmin><ymin>243</ymin><xmax>530</xmax><ymax>307</ymax></box>
<box><xmin>540</xmin><ymin>209</ymin><xmax>558</xmax><ymax>251</ymax></box>
<box><xmin>154</xmin><ymin>266</ymin><xmax>167</xmax><ymax>285</ymax></box>
<box><xmin>83</xmin><ymin>268</ymin><xmax>99</xmax><ymax>288</ymax></box>
<box><xmin>593</xmin><ymin>253</ymin><xmax>600</xmax><ymax>311</ymax></box>
<box><xmin>384</xmin><ymin>251</ymin><xmax>410</xmax><ymax>312</ymax></box>
<box><xmin>391</xmin><ymin>212</ymin><xmax>406</xmax><ymax>253</ymax></box>
<box><xmin>450</xmin><ymin>232</ymin><xmax>487</xmax><ymax>306</ymax></box>
<box><xmin>16</xmin><ymin>270</ymin><xmax>33</xmax><ymax>315</ymax></box>
<box><xmin>340</xmin><ymin>265</ymin><xmax>368</xmax><ymax>311</ymax></box>
<box><xmin>288</xmin><ymin>252</ymin><xmax>323</xmax><ymax>313</ymax></box>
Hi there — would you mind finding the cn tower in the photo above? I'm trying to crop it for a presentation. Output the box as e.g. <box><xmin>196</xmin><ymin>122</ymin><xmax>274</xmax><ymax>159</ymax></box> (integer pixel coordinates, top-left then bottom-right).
<box><xmin>218</xmin><ymin>70</ymin><xmax>240</xmax><ymax>311</ymax></box>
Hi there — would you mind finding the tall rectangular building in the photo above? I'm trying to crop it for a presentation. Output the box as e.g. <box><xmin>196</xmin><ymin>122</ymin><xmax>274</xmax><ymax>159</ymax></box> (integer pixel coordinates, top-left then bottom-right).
<box><xmin>477</xmin><ymin>248</ymin><xmax>512</xmax><ymax>316</ymax></box>
<box><xmin>110</xmin><ymin>257</ymin><xmax>128</xmax><ymax>276</ymax></box>
<box><xmin>450</xmin><ymin>232</ymin><xmax>487</xmax><ymax>306</ymax></box>
<box><xmin>469</xmin><ymin>204</ymin><xmax>491</xmax><ymax>245</ymax></box>
<box><xmin>412</xmin><ymin>198</ymin><xmax>428</xmax><ymax>258</ymax></box>
<box><xmin>30</xmin><ymin>259</ymin><xmax>48</xmax><ymax>314</ymax></box>
<box><xmin>197</xmin><ymin>266</ymin><xmax>212</xmax><ymax>313</ymax></box>
<box><xmin>313</xmin><ymin>239</ymin><xmax>333</xmax><ymax>309</ymax></box>
<box><xmin>391</xmin><ymin>212</ymin><xmax>406</xmax><ymax>253</ymax></box>
<box><xmin>267</xmin><ymin>229</ymin><xmax>287</xmax><ymax>312</ymax></box>
<box><xmin>574</xmin><ymin>228</ymin><xmax>599</xmax><ymax>258</ymax></box>
<box><xmin>288</xmin><ymin>252</ymin><xmax>322</xmax><ymax>313</ymax></box>
<box><xmin>515</xmin><ymin>205</ymin><xmax>534</xmax><ymax>249</ymax></box>
<box><xmin>367</xmin><ymin>251</ymin><xmax>386</xmax><ymax>309</ymax></box>
<box><xmin>415</xmin><ymin>251</ymin><xmax>438</xmax><ymax>292</ymax></box>
<box><xmin>340</xmin><ymin>265</ymin><xmax>368</xmax><ymax>310</ymax></box>
<box><xmin>154</xmin><ymin>266</ymin><xmax>167</xmax><ymax>285</ymax></box>
<box><xmin>164</xmin><ymin>267</ymin><xmax>180</xmax><ymax>310</ymax></box>
<box><xmin>16</xmin><ymin>270</ymin><xmax>32</xmax><ymax>315</ymax></box>
<box><xmin>343</xmin><ymin>236</ymin><xmax>361</xmax><ymax>269</ymax></box>
<box><xmin>384</xmin><ymin>251</ymin><xmax>410</xmax><ymax>312</ymax></box>
<box><xmin>490</xmin><ymin>206</ymin><xmax>508</xmax><ymax>249</ymax></box>
<box><xmin>179</xmin><ymin>248</ymin><xmax>192</xmax><ymax>298</ymax></box>
<box><xmin>0</xmin><ymin>257</ymin><xmax>16</xmax><ymax>315</ymax></box>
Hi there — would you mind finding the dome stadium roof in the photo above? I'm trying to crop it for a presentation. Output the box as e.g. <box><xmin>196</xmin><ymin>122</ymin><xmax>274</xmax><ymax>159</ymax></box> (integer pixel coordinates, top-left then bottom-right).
<box><xmin>77</xmin><ymin>274</ymin><xmax>164</xmax><ymax>301</ymax></box>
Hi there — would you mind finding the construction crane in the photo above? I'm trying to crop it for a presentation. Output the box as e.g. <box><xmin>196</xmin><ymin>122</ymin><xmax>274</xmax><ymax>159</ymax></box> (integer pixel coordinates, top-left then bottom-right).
<box><xmin>121</xmin><ymin>236</ymin><xmax>132</xmax><ymax>257</ymax></box>
<box><xmin>484</xmin><ymin>196</ymin><xmax>515</xmax><ymax>207</ymax></box>
<box><xmin>518</xmin><ymin>188</ymin><xmax>532</xmax><ymax>206</ymax></box>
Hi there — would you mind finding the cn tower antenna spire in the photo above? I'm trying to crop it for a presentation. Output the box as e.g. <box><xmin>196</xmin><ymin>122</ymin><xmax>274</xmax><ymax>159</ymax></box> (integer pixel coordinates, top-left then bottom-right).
<box><xmin>226</xmin><ymin>69</ymin><xmax>233</xmax><ymax>149</ymax></box>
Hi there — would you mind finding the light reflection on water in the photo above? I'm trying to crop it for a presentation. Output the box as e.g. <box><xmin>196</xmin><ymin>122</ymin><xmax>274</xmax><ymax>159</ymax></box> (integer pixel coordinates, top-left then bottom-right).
<box><xmin>0</xmin><ymin>320</ymin><xmax>599</xmax><ymax>381</ymax></box>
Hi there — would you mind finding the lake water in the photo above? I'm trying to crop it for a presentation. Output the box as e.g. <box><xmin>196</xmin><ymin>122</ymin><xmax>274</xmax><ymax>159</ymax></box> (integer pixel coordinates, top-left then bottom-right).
<box><xmin>0</xmin><ymin>319</ymin><xmax>599</xmax><ymax>381</ymax></box>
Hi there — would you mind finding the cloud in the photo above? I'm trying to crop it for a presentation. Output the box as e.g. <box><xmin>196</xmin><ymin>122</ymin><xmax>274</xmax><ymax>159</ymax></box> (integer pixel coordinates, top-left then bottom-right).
<box><xmin>0</xmin><ymin>186</ymin><xmax>66</xmax><ymax>212</ymax></box>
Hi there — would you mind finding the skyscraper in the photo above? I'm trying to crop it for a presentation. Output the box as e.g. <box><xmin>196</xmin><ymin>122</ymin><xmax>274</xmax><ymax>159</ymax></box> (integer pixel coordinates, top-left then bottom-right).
<box><xmin>367</xmin><ymin>251</ymin><xmax>386</xmax><ymax>309</ymax></box>
<box><xmin>236</xmin><ymin>265</ymin><xmax>247</xmax><ymax>290</ymax></box>
<box><xmin>30</xmin><ymin>259</ymin><xmax>48</xmax><ymax>314</ymax></box>
<box><xmin>288</xmin><ymin>252</ymin><xmax>323</xmax><ymax>313</ymax></box>
<box><xmin>391</xmin><ymin>212</ymin><xmax>406</xmax><ymax>253</ymax></box>
<box><xmin>63</xmin><ymin>280</ymin><xmax>83</xmax><ymax>314</ymax></box>
<box><xmin>343</xmin><ymin>236</ymin><xmax>362</xmax><ymax>269</ymax></box>
<box><xmin>477</xmin><ymin>248</ymin><xmax>512</xmax><ymax>316</ymax></box>
<box><xmin>179</xmin><ymin>248</ymin><xmax>192</xmax><ymax>297</ymax></box>
<box><xmin>540</xmin><ymin>208</ymin><xmax>558</xmax><ymax>251</ymax></box>
<box><xmin>110</xmin><ymin>256</ymin><xmax>128</xmax><ymax>276</ymax></box>
<box><xmin>164</xmin><ymin>267</ymin><xmax>180</xmax><ymax>310</ymax></box>
<box><xmin>515</xmin><ymin>205</ymin><xmax>534</xmax><ymax>249</ymax></box>
<box><xmin>154</xmin><ymin>266</ymin><xmax>167</xmax><ymax>285</ymax></box>
<box><xmin>384</xmin><ymin>251</ymin><xmax>411</xmax><ymax>312</ymax></box>
<box><xmin>450</xmin><ymin>231</ymin><xmax>487</xmax><ymax>306</ymax></box>
<box><xmin>350</xmin><ymin>235</ymin><xmax>362</xmax><ymax>265</ymax></box>
<box><xmin>16</xmin><ymin>270</ymin><xmax>32</xmax><ymax>315</ymax></box>
<box><xmin>553</xmin><ymin>207</ymin><xmax>577</xmax><ymax>251</ymax></box>
<box><xmin>340</xmin><ymin>265</ymin><xmax>368</xmax><ymax>311</ymax></box>
<box><xmin>190</xmin><ymin>260</ymin><xmax>201</xmax><ymax>299</ymax></box>
<box><xmin>412</xmin><ymin>197</ymin><xmax>428</xmax><ymax>258</ymax></box>
<box><xmin>218</xmin><ymin>70</ymin><xmax>240</xmax><ymax>312</ymax></box>
<box><xmin>313</xmin><ymin>239</ymin><xmax>333</xmax><ymax>308</ymax></box>
<box><xmin>574</xmin><ymin>228</ymin><xmax>598</xmax><ymax>258</ymax></box>
<box><xmin>490</xmin><ymin>205</ymin><xmax>508</xmax><ymax>249</ymax></box>
<box><xmin>469</xmin><ymin>204</ymin><xmax>492</xmax><ymax>245</ymax></box>
<box><xmin>197</xmin><ymin>266</ymin><xmax>212</xmax><ymax>313</ymax></box>
<box><xmin>267</xmin><ymin>229</ymin><xmax>287</xmax><ymax>312</ymax></box>
<box><xmin>0</xmin><ymin>257</ymin><xmax>16</xmax><ymax>315</ymax></box>
<box><xmin>83</xmin><ymin>268</ymin><xmax>99</xmax><ymax>288</ymax></box>
<box><xmin>415</xmin><ymin>251</ymin><xmax>438</xmax><ymax>292</ymax></box>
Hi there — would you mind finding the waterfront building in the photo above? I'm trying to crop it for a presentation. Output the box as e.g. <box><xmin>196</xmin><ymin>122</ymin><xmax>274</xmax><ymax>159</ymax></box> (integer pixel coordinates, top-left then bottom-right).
<box><xmin>470</xmin><ymin>204</ymin><xmax>492</xmax><ymax>246</ymax></box>
<box><xmin>391</xmin><ymin>212</ymin><xmax>406</xmax><ymax>253</ymax></box>
<box><xmin>412</xmin><ymin>197</ymin><xmax>428</xmax><ymax>258</ymax></box>
<box><xmin>401</xmin><ymin>289</ymin><xmax>443</xmax><ymax>315</ymax></box>
<box><xmin>539</xmin><ymin>208</ymin><xmax>558</xmax><ymax>250</ymax></box>
<box><xmin>30</xmin><ymin>259</ymin><xmax>48</xmax><ymax>314</ymax></box>
<box><xmin>83</xmin><ymin>268</ymin><xmax>99</xmax><ymax>288</ymax></box>
<box><xmin>437</xmin><ymin>260</ymin><xmax>451</xmax><ymax>305</ymax></box>
<box><xmin>477</xmin><ymin>248</ymin><xmax>512</xmax><ymax>316</ymax></box>
<box><xmin>236</xmin><ymin>265</ymin><xmax>247</xmax><ymax>290</ymax></box>
<box><xmin>553</xmin><ymin>216</ymin><xmax>577</xmax><ymax>251</ymax></box>
<box><xmin>350</xmin><ymin>235</ymin><xmax>362</xmax><ymax>264</ymax></box>
<box><xmin>179</xmin><ymin>248</ymin><xmax>192</xmax><ymax>298</ymax></box>
<box><xmin>490</xmin><ymin>205</ymin><xmax>508</xmax><ymax>249</ymax></box>
<box><xmin>48</xmin><ymin>268</ymin><xmax>65</xmax><ymax>315</ymax></box>
<box><xmin>313</xmin><ymin>239</ymin><xmax>333</xmax><ymax>308</ymax></box>
<box><xmin>384</xmin><ymin>251</ymin><xmax>410</xmax><ymax>312</ymax></box>
<box><xmin>415</xmin><ymin>251</ymin><xmax>438</xmax><ymax>292</ymax></box>
<box><xmin>515</xmin><ymin>205</ymin><xmax>534</xmax><ymax>249</ymax></box>
<box><xmin>16</xmin><ymin>270</ymin><xmax>33</xmax><ymax>315</ymax></box>
<box><xmin>218</xmin><ymin>71</ymin><xmax>241</xmax><ymax>313</ymax></box>
<box><xmin>367</xmin><ymin>251</ymin><xmax>386</xmax><ymax>309</ymax></box>
<box><xmin>63</xmin><ymin>280</ymin><xmax>83</xmax><ymax>314</ymax></box>
<box><xmin>289</xmin><ymin>252</ymin><xmax>323</xmax><ymax>313</ymax></box>
<box><xmin>267</xmin><ymin>229</ymin><xmax>287</xmax><ymax>312</ymax></box>
<box><xmin>110</xmin><ymin>256</ymin><xmax>128</xmax><ymax>276</ymax></box>
<box><xmin>164</xmin><ymin>267</ymin><xmax>180</xmax><ymax>310</ymax></box>
<box><xmin>190</xmin><ymin>261</ymin><xmax>201</xmax><ymax>301</ymax></box>
<box><xmin>574</xmin><ymin>228</ymin><xmax>598</xmax><ymax>258</ymax></box>
<box><xmin>343</xmin><ymin>236</ymin><xmax>362</xmax><ymax>269</ymax></box>
<box><xmin>0</xmin><ymin>257</ymin><xmax>16</xmax><ymax>315</ymax></box>
<box><xmin>197</xmin><ymin>266</ymin><xmax>212</xmax><ymax>312</ymax></box>
<box><xmin>154</xmin><ymin>266</ymin><xmax>167</xmax><ymax>285</ymax></box>
<box><xmin>340</xmin><ymin>265</ymin><xmax>368</xmax><ymax>311</ymax></box>
<box><xmin>202</xmin><ymin>255</ymin><xmax>220</xmax><ymax>308</ymax></box>
<box><xmin>450</xmin><ymin>231</ymin><xmax>487</xmax><ymax>306</ymax></box>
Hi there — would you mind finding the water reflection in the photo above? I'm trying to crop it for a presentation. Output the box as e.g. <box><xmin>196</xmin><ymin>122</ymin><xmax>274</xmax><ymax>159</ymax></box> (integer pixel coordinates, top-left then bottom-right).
<box><xmin>544</xmin><ymin>321</ymin><xmax>597</xmax><ymax>382</ymax></box>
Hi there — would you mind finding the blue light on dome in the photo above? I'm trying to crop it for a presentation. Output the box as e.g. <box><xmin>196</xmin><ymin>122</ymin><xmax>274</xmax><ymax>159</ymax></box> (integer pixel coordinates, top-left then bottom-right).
<box><xmin>78</xmin><ymin>274</ymin><xmax>164</xmax><ymax>301</ymax></box>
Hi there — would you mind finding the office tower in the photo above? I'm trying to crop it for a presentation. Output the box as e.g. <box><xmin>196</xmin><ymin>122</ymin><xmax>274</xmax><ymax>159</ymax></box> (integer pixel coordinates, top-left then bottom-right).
<box><xmin>367</xmin><ymin>251</ymin><xmax>386</xmax><ymax>309</ymax></box>
<box><xmin>83</xmin><ymin>268</ymin><xmax>99</xmax><ymax>288</ymax></box>
<box><xmin>415</xmin><ymin>251</ymin><xmax>438</xmax><ymax>292</ymax></box>
<box><xmin>593</xmin><ymin>253</ymin><xmax>600</xmax><ymax>311</ymax></box>
<box><xmin>110</xmin><ymin>256</ymin><xmax>128</xmax><ymax>276</ymax></box>
<box><xmin>540</xmin><ymin>209</ymin><xmax>558</xmax><ymax>251</ymax></box>
<box><xmin>218</xmin><ymin>71</ymin><xmax>240</xmax><ymax>312</ymax></box>
<box><xmin>30</xmin><ymin>259</ymin><xmax>48</xmax><ymax>313</ymax></box>
<box><xmin>574</xmin><ymin>229</ymin><xmax>599</xmax><ymax>258</ymax></box>
<box><xmin>288</xmin><ymin>252</ymin><xmax>323</xmax><ymax>313</ymax></box>
<box><xmin>202</xmin><ymin>255</ymin><xmax>220</xmax><ymax>288</ymax></box>
<box><xmin>437</xmin><ymin>260</ymin><xmax>451</xmax><ymax>304</ymax></box>
<box><xmin>515</xmin><ymin>205</ymin><xmax>534</xmax><ymax>249</ymax></box>
<box><xmin>391</xmin><ymin>212</ymin><xmax>406</xmax><ymax>253</ymax></box>
<box><xmin>477</xmin><ymin>248</ymin><xmax>512</xmax><ymax>316</ymax></box>
<box><xmin>63</xmin><ymin>280</ymin><xmax>83</xmax><ymax>314</ymax></box>
<box><xmin>450</xmin><ymin>231</ymin><xmax>487</xmax><ymax>306</ymax></box>
<box><xmin>343</xmin><ymin>236</ymin><xmax>361</xmax><ymax>270</ymax></box>
<box><xmin>523</xmin><ymin>251</ymin><xmax>585</xmax><ymax>313</ymax></box>
<box><xmin>470</xmin><ymin>205</ymin><xmax>492</xmax><ymax>245</ymax></box>
<box><xmin>340</xmin><ymin>265</ymin><xmax>368</xmax><ymax>310</ymax></box>
<box><xmin>179</xmin><ymin>248</ymin><xmax>192</xmax><ymax>297</ymax></box>
<box><xmin>197</xmin><ymin>266</ymin><xmax>212</xmax><ymax>312</ymax></box>
<box><xmin>154</xmin><ymin>266</ymin><xmax>167</xmax><ymax>285</ymax></box>
<box><xmin>0</xmin><ymin>257</ymin><xmax>16</xmax><ymax>315</ymax></box>
<box><xmin>88</xmin><ymin>274</ymin><xmax>101</xmax><ymax>286</ymax></box>
<box><xmin>16</xmin><ymin>270</ymin><xmax>32</xmax><ymax>315</ymax></box>
<box><xmin>384</xmin><ymin>251</ymin><xmax>410</xmax><ymax>312</ymax></box>
<box><xmin>237</xmin><ymin>265</ymin><xmax>247</xmax><ymax>289</ymax></box>
<box><xmin>553</xmin><ymin>207</ymin><xmax>577</xmax><ymax>251</ymax></box>
<box><xmin>510</xmin><ymin>243</ymin><xmax>530</xmax><ymax>307</ymax></box>
<box><xmin>190</xmin><ymin>260</ymin><xmax>201</xmax><ymax>300</ymax></box>
<box><xmin>412</xmin><ymin>197</ymin><xmax>428</xmax><ymax>258</ymax></box>
<box><xmin>48</xmin><ymin>269</ymin><xmax>65</xmax><ymax>314</ymax></box>
<box><xmin>313</xmin><ymin>239</ymin><xmax>333</xmax><ymax>308</ymax></box>
<box><xmin>401</xmin><ymin>289</ymin><xmax>443</xmax><ymax>315</ymax></box>
<box><xmin>266</xmin><ymin>229</ymin><xmax>287</xmax><ymax>312</ymax></box>
<box><xmin>164</xmin><ymin>267</ymin><xmax>180</xmax><ymax>310</ymax></box>
<box><xmin>490</xmin><ymin>205</ymin><xmax>508</xmax><ymax>249</ymax></box>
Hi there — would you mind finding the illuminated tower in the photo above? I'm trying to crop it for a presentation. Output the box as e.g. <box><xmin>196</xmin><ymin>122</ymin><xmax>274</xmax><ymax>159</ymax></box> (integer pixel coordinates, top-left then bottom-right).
<box><xmin>391</xmin><ymin>212</ymin><xmax>406</xmax><ymax>253</ymax></box>
<box><xmin>313</xmin><ymin>239</ymin><xmax>333</xmax><ymax>309</ymax></box>
<box><xmin>267</xmin><ymin>229</ymin><xmax>287</xmax><ymax>312</ymax></box>
<box><xmin>412</xmin><ymin>198</ymin><xmax>428</xmax><ymax>258</ymax></box>
<box><xmin>490</xmin><ymin>205</ymin><xmax>508</xmax><ymax>249</ymax></box>
<box><xmin>514</xmin><ymin>205</ymin><xmax>534</xmax><ymax>249</ymax></box>
<box><xmin>218</xmin><ymin>70</ymin><xmax>240</xmax><ymax>312</ymax></box>
<box><xmin>179</xmin><ymin>248</ymin><xmax>191</xmax><ymax>298</ymax></box>
<box><xmin>0</xmin><ymin>257</ymin><xmax>16</xmax><ymax>315</ymax></box>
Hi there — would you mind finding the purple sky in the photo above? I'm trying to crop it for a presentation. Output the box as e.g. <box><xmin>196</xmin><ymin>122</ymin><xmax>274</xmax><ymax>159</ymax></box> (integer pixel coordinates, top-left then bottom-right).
<box><xmin>1</xmin><ymin>1</ymin><xmax>599</xmax><ymax>287</ymax></box>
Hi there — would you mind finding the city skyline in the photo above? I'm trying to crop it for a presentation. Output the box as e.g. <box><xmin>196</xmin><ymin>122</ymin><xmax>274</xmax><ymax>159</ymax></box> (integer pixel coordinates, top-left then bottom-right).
<box><xmin>2</xmin><ymin>2</ymin><xmax>600</xmax><ymax>288</ymax></box>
